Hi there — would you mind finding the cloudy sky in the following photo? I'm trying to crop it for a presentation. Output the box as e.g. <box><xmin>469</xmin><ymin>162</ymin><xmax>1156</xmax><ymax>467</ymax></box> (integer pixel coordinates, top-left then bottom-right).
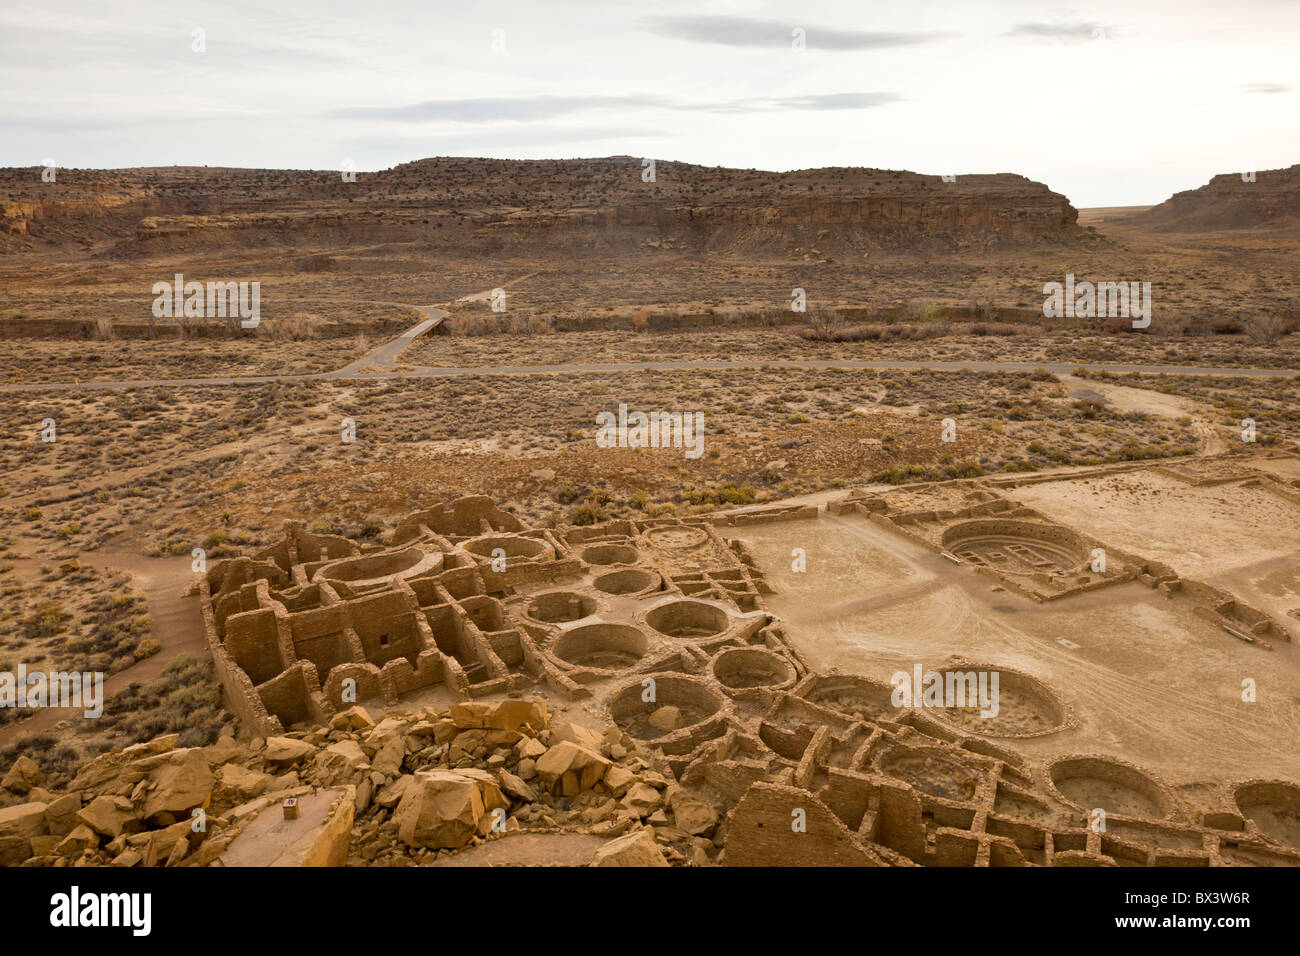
<box><xmin>2</xmin><ymin>0</ymin><xmax>1297</xmax><ymax>206</ymax></box>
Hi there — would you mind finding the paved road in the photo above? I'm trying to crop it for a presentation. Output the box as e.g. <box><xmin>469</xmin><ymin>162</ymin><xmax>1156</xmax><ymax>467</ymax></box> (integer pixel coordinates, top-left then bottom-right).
<box><xmin>0</xmin><ymin>304</ymin><xmax>1294</xmax><ymax>393</ymax></box>
<box><xmin>399</xmin><ymin>358</ymin><xmax>1299</xmax><ymax>379</ymax></box>
<box><xmin>331</xmin><ymin>306</ymin><xmax>446</xmax><ymax>376</ymax></box>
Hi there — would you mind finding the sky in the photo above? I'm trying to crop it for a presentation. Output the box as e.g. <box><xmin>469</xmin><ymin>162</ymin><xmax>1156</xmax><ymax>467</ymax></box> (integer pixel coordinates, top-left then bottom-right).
<box><xmin>2</xmin><ymin>0</ymin><xmax>1297</xmax><ymax>207</ymax></box>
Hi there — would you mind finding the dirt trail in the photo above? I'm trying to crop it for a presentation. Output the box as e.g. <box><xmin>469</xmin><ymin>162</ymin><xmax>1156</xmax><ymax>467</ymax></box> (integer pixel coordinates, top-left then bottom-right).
<box><xmin>1060</xmin><ymin>373</ymin><xmax>1231</xmax><ymax>454</ymax></box>
<box><xmin>0</xmin><ymin>551</ymin><xmax>204</xmax><ymax>746</ymax></box>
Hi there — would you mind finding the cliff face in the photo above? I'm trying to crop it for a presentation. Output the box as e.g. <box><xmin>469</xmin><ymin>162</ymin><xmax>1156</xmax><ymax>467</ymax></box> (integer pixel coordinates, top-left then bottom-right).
<box><xmin>0</xmin><ymin>157</ymin><xmax>1081</xmax><ymax>252</ymax></box>
<box><xmin>1</xmin><ymin>196</ymin><xmax>213</xmax><ymax>238</ymax></box>
<box><xmin>1135</xmin><ymin>164</ymin><xmax>1300</xmax><ymax>231</ymax></box>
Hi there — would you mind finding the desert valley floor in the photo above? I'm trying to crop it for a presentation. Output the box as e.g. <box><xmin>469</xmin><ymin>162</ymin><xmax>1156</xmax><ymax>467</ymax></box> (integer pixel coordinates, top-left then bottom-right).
<box><xmin>0</xmin><ymin>159</ymin><xmax>1298</xmax><ymax>868</ymax></box>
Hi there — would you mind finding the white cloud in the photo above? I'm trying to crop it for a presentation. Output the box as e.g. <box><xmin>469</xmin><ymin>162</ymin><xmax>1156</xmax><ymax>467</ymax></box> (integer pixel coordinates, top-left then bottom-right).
<box><xmin>1</xmin><ymin>0</ymin><xmax>1297</xmax><ymax>206</ymax></box>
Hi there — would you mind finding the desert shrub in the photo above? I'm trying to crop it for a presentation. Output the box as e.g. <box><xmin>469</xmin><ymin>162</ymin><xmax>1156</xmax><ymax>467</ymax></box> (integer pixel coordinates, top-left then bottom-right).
<box><xmin>264</xmin><ymin>313</ymin><xmax>318</xmax><ymax>341</ymax></box>
<box><xmin>554</xmin><ymin>484</ymin><xmax>583</xmax><ymax>504</ymax></box>
<box><xmin>569</xmin><ymin>503</ymin><xmax>609</xmax><ymax>525</ymax></box>
<box><xmin>1246</xmin><ymin>313</ymin><xmax>1293</xmax><ymax>345</ymax></box>
<box><xmin>91</xmin><ymin>316</ymin><xmax>116</xmax><ymax>341</ymax></box>
<box><xmin>718</xmin><ymin>483</ymin><xmax>756</xmax><ymax>505</ymax></box>
<box><xmin>800</xmin><ymin>307</ymin><xmax>842</xmax><ymax>340</ymax></box>
<box><xmin>22</xmin><ymin>602</ymin><xmax>69</xmax><ymax>639</ymax></box>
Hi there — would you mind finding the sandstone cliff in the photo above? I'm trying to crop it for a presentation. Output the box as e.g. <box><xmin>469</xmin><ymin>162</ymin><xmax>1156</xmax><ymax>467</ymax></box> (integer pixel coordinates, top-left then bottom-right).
<box><xmin>1</xmin><ymin>157</ymin><xmax>1081</xmax><ymax>254</ymax></box>
<box><xmin>1135</xmin><ymin>164</ymin><xmax>1300</xmax><ymax>231</ymax></box>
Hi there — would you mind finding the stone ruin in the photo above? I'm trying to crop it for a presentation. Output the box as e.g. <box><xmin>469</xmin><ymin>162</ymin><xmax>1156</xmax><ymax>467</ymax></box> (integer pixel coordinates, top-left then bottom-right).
<box><xmin>194</xmin><ymin>493</ymin><xmax>1300</xmax><ymax>866</ymax></box>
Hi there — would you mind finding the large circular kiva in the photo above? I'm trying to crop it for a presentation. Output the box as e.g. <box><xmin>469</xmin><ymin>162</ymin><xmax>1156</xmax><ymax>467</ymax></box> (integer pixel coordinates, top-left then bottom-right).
<box><xmin>525</xmin><ymin>590</ymin><xmax>597</xmax><ymax>624</ymax></box>
<box><xmin>552</xmin><ymin>623</ymin><xmax>648</xmax><ymax>670</ymax></box>
<box><xmin>1047</xmin><ymin>756</ymin><xmax>1173</xmax><ymax>820</ymax></box>
<box><xmin>464</xmin><ymin>534</ymin><xmax>551</xmax><ymax>561</ymax></box>
<box><xmin>1233</xmin><ymin>781</ymin><xmax>1300</xmax><ymax>849</ymax></box>
<box><xmin>608</xmin><ymin>674</ymin><xmax>724</xmax><ymax>740</ymax></box>
<box><xmin>593</xmin><ymin>568</ymin><xmax>660</xmax><ymax>596</ymax></box>
<box><xmin>802</xmin><ymin>675</ymin><xmax>897</xmax><ymax>722</ymax></box>
<box><xmin>712</xmin><ymin>647</ymin><xmax>795</xmax><ymax>690</ymax></box>
<box><xmin>316</xmin><ymin>546</ymin><xmax>441</xmax><ymax>586</ymax></box>
<box><xmin>940</xmin><ymin>519</ymin><xmax>1086</xmax><ymax>574</ymax></box>
<box><xmin>880</xmin><ymin>749</ymin><xmax>981</xmax><ymax>801</ymax></box>
<box><xmin>581</xmin><ymin>543</ymin><xmax>640</xmax><ymax>566</ymax></box>
<box><xmin>643</xmin><ymin>599</ymin><xmax>729</xmax><ymax>639</ymax></box>
<box><xmin>927</xmin><ymin>665</ymin><xmax>1067</xmax><ymax>738</ymax></box>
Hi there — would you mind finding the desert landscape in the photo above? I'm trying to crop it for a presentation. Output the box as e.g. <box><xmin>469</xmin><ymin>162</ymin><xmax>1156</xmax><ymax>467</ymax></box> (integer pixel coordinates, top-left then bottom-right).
<box><xmin>2</xmin><ymin>6</ymin><xmax>1298</xmax><ymax>914</ymax></box>
<box><xmin>1</xmin><ymin>154</ymin><xmax>1298</xmax><ymax>875</ymax></box>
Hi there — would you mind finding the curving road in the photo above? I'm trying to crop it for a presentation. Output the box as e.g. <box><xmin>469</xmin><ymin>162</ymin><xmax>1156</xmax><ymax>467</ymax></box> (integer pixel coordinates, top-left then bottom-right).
<box><xmin>0</xmin><ymin>302</ymin><xmax>1295</xmax><ymax>394</ymax></box>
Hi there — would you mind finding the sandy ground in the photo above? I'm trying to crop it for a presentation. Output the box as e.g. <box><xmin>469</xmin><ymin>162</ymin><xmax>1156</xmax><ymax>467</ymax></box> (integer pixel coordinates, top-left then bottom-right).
<box><xmin>724</xmin><ymin>510</ymin><xmax>1300</xmax><ymax>785</ymax></box>
<box><xmin>1007</xmin><ymin>470</ymin><xmax>1300</xmax><ymax>629</ymax></box>
<box><xmin>428</xmin><ymin>831</ymin><xmax>608</xmax><ymax>867</ymax></box>
<box><xmin>0</xmin><ymin>548</ymin><xmax>205</xmax><ymax>746</ymax></box>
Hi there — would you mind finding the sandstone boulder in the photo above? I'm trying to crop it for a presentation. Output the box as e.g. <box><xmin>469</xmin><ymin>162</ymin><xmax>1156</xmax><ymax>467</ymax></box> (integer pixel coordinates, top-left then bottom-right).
<box><xmin>621</xmin><ymin>782</ymin><xmax>662</xmax><ymax>817</ymax></box>
<box><xmin>264</xmin><ymin>736</ymin><xmax>317</xmax><ymax>766</ymax></box>
<box><xmin>314</xmin><ymin>740</ymin><xmax>370</xmax><ymax>784</ymax></box>
<box><xmin>497</xmin><ymin>769</ymin><xmax>537</xmax><ymax>804</ymax></box>
<box><xmin>330</xmin><ymin>706</ymin><xmax>375</xmax><ymax>731</ymax></box>
<box><xmin>76</xmin><ymin>795</ymin><xmax>137</xmax><ymax>838</ymax></box>
<box><xmin>603</xmin><ymin>765</ymin><xmax>635</xmax><ymax>797</ymax></box>
<box><xmin>550</xmin><ymin>721</ymin><xmax>605</xmax><ymax>751</ymax></box>
<box><xmin>56</xmin><ymin>824</ymin><xmax>99</xmax><ymax>857</ymax></box>
<box><xmin>394</xmin><ymin>770</ymin><xmax>485</xmax><ymax>850</ymax></box>
<box><xmin>371</xmin><ymin>734</ymin><xmax>405</xmax><ymax>777</ymax></box>
<box><xmin>2</xmin><ymin>755</ymin><xmax>45</xmax><ymax>794</ymax></box>
<box><xmin>0</xmin><ymin>801</ymin><xmax>49</xmax><ymax>839</ymax></box>
<box><xmin>448</xmin><ymin>702</ymin><xmax>493</xmax><ymax>730</ymax></box>
<box><xmin>648</xmin><ymin>706</ymin><xmax>683</xmax><ymax>732</ymax></box>
<box><xmin>43</xmin><ymin>791</ymin><xmax>82</xmax><ymax>837</ymax></box>
<box><xmin>669</xmin><ymin>789</ymin><xmax>719</xmax><ymax>836</ymax></box>
<box><xmin>215</xmin><ymin>764</ymin><xmax>272</xmax><ymax>802</ymax></box>
<box><xmin>535</xmin><ymin>742</ymin><xmax>610</xmax><ymax>796</ymax></box>
<box><xmin>487</xmin><ymin>698</ymin><xmax>548</xmax><ymax>733</ymax></box>
<box><xmin>142</xmin><ymin>753</ymin><xmax>214</xmax><ymax>825</ymax></box>
<box><xmin>591</xmin><ymin>828</ymin><xmax>669</xmax><ymax>867</ymax></box>
<box><xmin>0</xmin><ymin>835</ymin><xmax>31</xmax><ymax>866</ymax></box>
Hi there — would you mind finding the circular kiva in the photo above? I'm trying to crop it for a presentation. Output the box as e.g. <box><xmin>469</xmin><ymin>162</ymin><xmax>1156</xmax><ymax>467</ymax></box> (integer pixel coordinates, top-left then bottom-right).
<box><xmin>711</xmin><ymin>647</ymin><xmax>795</xmax><ymax>691</ymax></box>
<box><xmin>925</xmin><ymin>665</ymin><xmax>1068</xmax><ymax>738</ymax></box>
<box><xmin>940</xmin><ymin>519</ymin><xmax>1087</xmax><ymax>575</ymax></box>
<box><xmin>879</xmin><ymin>748</ymin><xmax>981</xmax><ymax>802</ymax></box>
<box><xmin>643</xmin><ymin>525</ymin><xmax>709</xmax><ymax>550</ymax></box>
<box><xmin>580</xmin><ymin>543</ymin><xmax>640</xmax><ymax>566</ymax></box>
<box><xmin>801</xmin><ymin>675</ymin><xmax>898</xmax><ymax>722</ymax></box>
<box><xmin>552</xmin><ymin>623</ymin><xmax>648</xmax><ymax>671</ymax></box>
<box><xmin>315</xmin><ymin>546</ymin><xmax>441</xmax><ymax>587</ymax></box>
<box><xmin>608</xmin><ymin>674</ymin><xmax>725</xmax><ymax>741</ymax></box>
<box><xmin>1046</xmin><ymin>756</ymin><xmax>1174</xmax><ymax>821</ymax></box>
<box><xmin>593</xmin><ymin>567</ymin><xmax>661</xmax><ymax>596</ymax></box>
<box><xmin>643</xmin><ymin>599</ymin><xmax>730</xmax><ymax>639</ymax></box>
<box><xmin>1233</xmin><ymin>781</ymin><xmax>1300</xmax><ymax>849</ymax></box>
<box><xmin>525</xmin><ymin>590</ymin><xmax>598</xmax><ymax>624</ymax></box>
<box><xmin>464</xmin><ymin>534</ymin><xmax>552</xmax><ymax>562</ymax></box>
